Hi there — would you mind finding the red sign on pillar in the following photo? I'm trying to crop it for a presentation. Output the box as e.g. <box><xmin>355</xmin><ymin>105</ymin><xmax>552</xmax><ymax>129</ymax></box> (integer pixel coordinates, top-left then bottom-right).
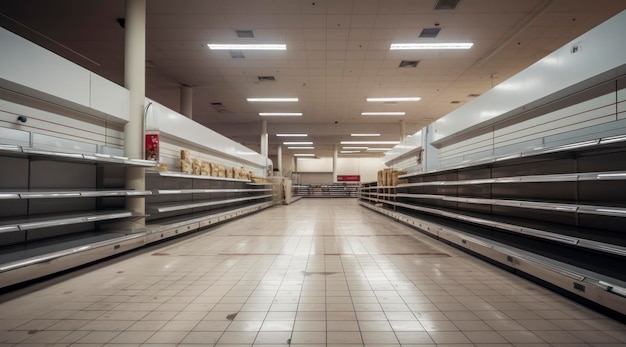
<box><xmin>145</xmin><ymin>133</ymin><xmax>159</xmax><ymax>161</ymax></box>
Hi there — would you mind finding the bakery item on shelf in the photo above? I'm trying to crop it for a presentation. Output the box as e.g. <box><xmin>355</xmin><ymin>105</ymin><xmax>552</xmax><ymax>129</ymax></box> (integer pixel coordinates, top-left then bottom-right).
<box><xmin>201</xmin><ymin>161</ymin><xmax>210</xmax><ymax>176</ymax></box>
<box><xmin>181</xmin><ymin>159</ymin><xmax>192</xmax><ymax>174</ymax></box>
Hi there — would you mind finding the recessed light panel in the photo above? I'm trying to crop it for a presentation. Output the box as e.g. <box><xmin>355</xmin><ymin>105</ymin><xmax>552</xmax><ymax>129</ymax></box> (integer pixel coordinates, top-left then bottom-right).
<box><xmin>276</xmin><ymin>134</ymin><xmax>308</xmax><ymax>137</ymax></box>
<box><xmin>361</xmin><ymin>112</ymin><xmax>406</xmax><ymax>116</ymax></box>
<box><xmin>208</xmin><ymin>44</ymin><xmax>286</xmax><ymax>50</ymax></box>
<box><xmin>247</xmin><ymin>98</ymin><xmax>298</xmax><ymax>102</ymax></box>
<box><xmin>259</xmin><ymin>113</ymin><xmax>302</xmax><ymax>116</ymax></box>
<box><xmin>351</xmin><ymin>134</ymin><xmax>381</xmax><ymax>137</ymax></box>
<box><xmin>284</xmin><ymin>142</ymin><xmax>313</xmax><ymax>145</ymax></box>
<box><xmin>366</xmin><ymin>97</ymin><xmax>421</xmax><ymax>102</ymax></box>
<box><xmin>390</xmin><ymin>43</ymin><xmax>473</xmax><ymax>50</ymax></box>
<box><xmin>287</xmin><ymin>146</ymin><xmax>314</xmax><ymax>149</ymax></box>
<box><xmin>367</xmin><ymin>148</ymin><xmax>392</xmax><ymax>151</ymax></box>
<box><xmin>341</xmin><ymin>141</ymin><xmax>400</xmax><ymax>145</ymax></box>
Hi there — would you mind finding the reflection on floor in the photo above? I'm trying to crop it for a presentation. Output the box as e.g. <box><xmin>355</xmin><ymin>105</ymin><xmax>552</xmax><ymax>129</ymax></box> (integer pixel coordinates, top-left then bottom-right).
<box><xmin>0</xmin><ymin>198</ymin><xmax>624</xmax><ymax>346</ymax></box>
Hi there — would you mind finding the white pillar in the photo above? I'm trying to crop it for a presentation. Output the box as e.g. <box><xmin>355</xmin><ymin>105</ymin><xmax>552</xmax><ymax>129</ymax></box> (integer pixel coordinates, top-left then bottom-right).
<box><xmin>261</xmin><ymin>120</ymin><xmax>268</xmax><ymax>174</ymax></box>
<box><xmin>277</xmin><ymin>145</ymin><xmax>283</xmax><ymax>176</ymax></box>
<box><xmin>399</xmin><ymin>119</ymin><xmax>406</xmax><ymax>141</ymax></box>
<box><xmin>124</xmin><ymin>0</ymin><xmax>146</xmax><ymax>227</ymax></box>
<box><xmin>180</xmin><ymin>85</ymin><xmax>193</xmax><ymax>119</ymax></box>
<box><xmin>332</xmin><ymin>144</ymin><xmax>338</xmax><ymax>183</ymax></box>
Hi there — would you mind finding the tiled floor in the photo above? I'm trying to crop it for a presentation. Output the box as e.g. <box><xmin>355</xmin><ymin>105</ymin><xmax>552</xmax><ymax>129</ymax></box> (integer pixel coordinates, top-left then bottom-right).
<box><xmin>0</xmin><ymin>198</ymin><xmax>624</xmax><ymax>346</ymax></box>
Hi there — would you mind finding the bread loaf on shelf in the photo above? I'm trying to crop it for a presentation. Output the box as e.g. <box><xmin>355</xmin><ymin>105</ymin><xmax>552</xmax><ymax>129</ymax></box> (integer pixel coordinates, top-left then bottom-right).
<box><xmin>181</xmin><ymin>160</ymin><xmax>192</xmax><ymax>174</ymax></box>
<box><xmin>201</xmin><ymin>161</ymin><xmax>210</xmax><ymax>176</ymax></box>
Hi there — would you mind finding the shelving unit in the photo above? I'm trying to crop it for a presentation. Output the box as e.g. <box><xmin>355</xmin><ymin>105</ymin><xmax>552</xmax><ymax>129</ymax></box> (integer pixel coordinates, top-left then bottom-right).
<box><xmin>294</xmin><ymin>184</ymin><xmax>359</xmax><ymax>198</ymax></box>
<box><xmin>144</xmin><ymin>171</ymin><xmax>274</xmax><ymax>238</ymax></box>
<box><xmin>0</xmin><ymin>145</ymin><xmax>155</xmax><ymax>287</ymax></box>
<box><xmin>0</xmin><ymin>149</ymin><xmax>277</xmax><ymax>288</ymax></box>
<box><xmin>359</xmin><ymin>136</ymin><xmax>626</xmax><ymax>317</ymax></box>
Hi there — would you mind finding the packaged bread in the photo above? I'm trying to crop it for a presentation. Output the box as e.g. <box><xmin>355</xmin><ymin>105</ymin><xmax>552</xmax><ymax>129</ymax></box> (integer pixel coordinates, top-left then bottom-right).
<box><xmin>218</xmin><ymin>165</ymin><xmax>226</xmax><ymax>177</ymax></box>
<box><xmin>232</xmin><ymin>167</ymin><xmax>239</xmax><ymax>179</ymax></box>
<box><xmin>191</xmin><ymin>159</ymin><xmax>200</xmax><ymax>175</ymax></box>
<box><xmin>209</xmin><ymin>162</ymin><xmax>218</xmax><ymax>176</ymax></box>
<box><xmin>180</xmin><ymin>149</ymin><xmax>191</xmax><ymax>160</ymax></box>
<box><xmin>181</xmin><ymin>160</ymin><xmax>192</xmax><ymax>174</ymax></box>
<box><xmin>158</xmin><ymin>162</ymin><xmax>168</xmax><ymax>172</ymax></box>
<box><xmin>201</xmin><ymin>161</ymin><xmax>210</xmax><ymax>176</ymax></box>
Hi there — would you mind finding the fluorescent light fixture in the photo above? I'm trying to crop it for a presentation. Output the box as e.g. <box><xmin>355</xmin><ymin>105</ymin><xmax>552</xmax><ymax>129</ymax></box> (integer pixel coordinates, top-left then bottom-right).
<box><xmin>361</xmin><ymin>112</ymin><xmax>406</xmax><ymax>116</ymax></box>
<box><xmin>341</xmin><ymin>141</ymin><xmax>400</xmax><ymax>145</ymax></box>
<box><xmin>366</xmin><ymin>97</ymin><xmax>421</xmax><ymax>102</ymax></box>
<box><xmin>284</xmin><ymin>142</ymin><xmax>313</xmax><ymax>145</ymax></box>
<box><xmin>208</xmin><ymin>43</ymin><xmax>286</xmax><ymax>50</ymax></box>
<box><xmin>247</xmin><ymin>98</ymin><xmax>298</xmax><ymax>102</ymax></box>
<box><xmin>390</xmin><ymin>43</ymin><xmax>473</xmax><ymax>50</ymax></box>
<box><xmin>276</xmin><ymin>134</ymin><xmax>307</xmax><ymax>137</ymax></box>
<box><xmin>351</xmin><ymin>133</ymin><xmax>380</xmax><ymax>137</ymax></box>
<box><xmin>259</xmin><ymin>112</ymin><xmax>302</xmax><ymax>116</ymax></box>
<box><xmin>287</xmin><ymin>146</ymin><xmax>314</xmax><ymax>149</ymax></box>
<box><xmin>367</xmin><ymin>147</ymin><xmax>392</xmax><ymax>151</ymax></box>
<box><xmin>343</xmin><ymin>146</ymin><xmax>368</xmax><ymax>149</ymax></box>
<box><xmin>294</xmin><ymin>153</ymin><xmax>315</xmax><ymax>157</ymax></box>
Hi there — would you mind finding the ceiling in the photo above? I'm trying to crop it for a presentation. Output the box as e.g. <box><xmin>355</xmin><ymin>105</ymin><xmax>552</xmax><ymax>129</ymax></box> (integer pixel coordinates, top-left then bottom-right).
<box><xmin>1</xmin><ymin>0</ymin><xmax>625</xmax><ymax>158</ymax></box>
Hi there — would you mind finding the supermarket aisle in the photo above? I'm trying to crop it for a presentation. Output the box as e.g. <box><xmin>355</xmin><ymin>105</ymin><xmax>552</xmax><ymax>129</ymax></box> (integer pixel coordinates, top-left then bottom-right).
<box><xmin>0</xmin><ymin>198</ymin><xmax>624</xmax><ymax>347</ymax></box>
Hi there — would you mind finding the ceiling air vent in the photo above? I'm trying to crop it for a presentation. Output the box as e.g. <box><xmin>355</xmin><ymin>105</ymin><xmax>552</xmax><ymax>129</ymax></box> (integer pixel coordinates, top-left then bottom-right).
<box><xmin>211</xmin><ymin>102</ymin><xmax>228</xmax><ymax>113</ymax></box>
<box><xmin>434</xmin><ymin>0</ymin><xmax>461</xmax><ymax>10</ymax></box>
<box><xmin>419</xmin><ymin>28</ymin><xmax>441</xmax><ymax>38</ymax></box>
<box><xmin>229</xmin><ymin>50</ymin><xmax>245</xmax><ymax>58</ymax></box>
<box><xmin>467</xmin><ymin>93</ymin><xmax>481</xmax><ymax>98</ymax></box>
<box><xmin>399</xmin><ymin>60</ymin><xmax>419</xmax><ymax>68</ymax></box>
<box><xmin>451</xmin><ymin>100</ymin><xmax>461</xmax><ymax>104</ymax></box>
<box><xmin>258</xmin><ymin>76</ymin><xmax>276</xmax><ymax>82</ymax></box>
<box><xmin>236</xmin><ymin>30</ymin><xmax>255</xmax><ymax>38</ymax></box>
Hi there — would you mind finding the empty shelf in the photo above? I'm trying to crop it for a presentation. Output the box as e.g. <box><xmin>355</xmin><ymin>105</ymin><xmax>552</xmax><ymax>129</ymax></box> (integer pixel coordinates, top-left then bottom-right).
<box><xmin>147</xmin><ymin>195</ymin><xmax>273</xmax><ymax>213</ymax></box>
<box><xmin>148</xmin><ymin>171</ymin><xmax>251</xmax><ymax>182</ymax></box>
<box><xmin>0</xmin><ymin>210</ymin><xmax>134</xmax><ymax>233</ymax></box>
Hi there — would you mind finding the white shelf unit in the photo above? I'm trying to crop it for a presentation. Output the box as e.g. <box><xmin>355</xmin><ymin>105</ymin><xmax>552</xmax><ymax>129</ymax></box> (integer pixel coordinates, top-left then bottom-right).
<box><xmin>0</xmin><ymin>146</ymin><xmax>155</xmax><ymax>285</ymax></box>
<box><xmin>0</xmin><ymin>150</ymin><xmax>277</xmax><ymax>289</ymax></box>
<box><xmin>294</xmin><ymin>184</ymin><xmax>359</xmax><ymax>198</ymax></box>
<box><xmin>359</xmin><ymin>136</ymin><xmax>626</xmax><ymax>318</ymax></box>
<box><xmin>144</xmin><ymin>171</ymin><xmax>274</xmax><ymax>231</ymax></box>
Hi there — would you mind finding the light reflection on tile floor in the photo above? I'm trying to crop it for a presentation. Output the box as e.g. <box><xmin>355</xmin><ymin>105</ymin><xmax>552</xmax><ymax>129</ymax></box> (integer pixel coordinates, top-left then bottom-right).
<box><xmin>0</xmin><ymin>198</ymin><xmax>624</xmax><ymax>346</ymax></box>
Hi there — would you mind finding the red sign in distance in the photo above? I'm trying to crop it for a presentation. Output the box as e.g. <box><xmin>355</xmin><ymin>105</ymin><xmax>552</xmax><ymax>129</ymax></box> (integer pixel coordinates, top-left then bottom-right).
<box><xmin>337</xmin><ymin>175</ymin><xmax>360</xmax><ymax>182</ymax></box>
